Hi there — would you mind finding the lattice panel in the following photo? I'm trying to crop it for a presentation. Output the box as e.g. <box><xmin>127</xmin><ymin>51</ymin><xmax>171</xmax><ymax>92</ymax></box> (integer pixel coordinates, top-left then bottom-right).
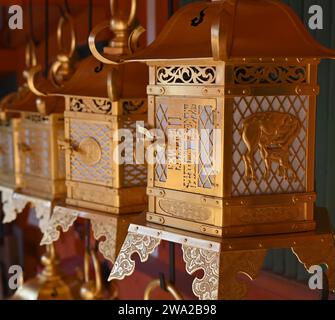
<box><xmin>0</xmin><ymin>125</ymin><xmax>14</xmax><ymax>175</ymax></box>
<box><xmin>70</xmin><ymin>120</ymin><xmax>112</xmax><ymax>185</ymax></box>
<box><xmin>57</xmin><ymin>127</ymin><xmax>66</xmax><ymax>179</ymax></box>
<box><xmin>198</xmin><ymin>105</ymin><xmax>215</xmax><ymax>189</ymax></box>
<box><xmin>155</xmin><ymin>103</ymin><xmax>168</xmax><ymax>183</ymax></box>
<box><xmin>232</xmin><ymin>95</ymin><xmax>308</xmax><ymax>196</ymax></box>
<box><xmin>123</xmin><ymin>164</ymin><xmax>147</xmax><ymax>187</ymax></box>
<box><xmin>122</xmin><ymin>120</ymin><xmax>147</xmax><ymax>187</ymax></box>
<box><xmin>20</xmin><ymin>125</ymin><xmax>50</xmax><ymax>178</ymax></box>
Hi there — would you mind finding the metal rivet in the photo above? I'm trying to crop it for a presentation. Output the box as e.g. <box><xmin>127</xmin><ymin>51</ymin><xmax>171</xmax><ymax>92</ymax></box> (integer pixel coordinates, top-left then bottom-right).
<box><xmin>258</xmin><ymin>243</ymin><xmax>263</xmax><ymax>248</ymax></box>
<box><xmin>184</xmin><ymin>238</ymin><xmax>188</xmax><ymax>243</ymax></box>
<box><xmin>228</xmin><ymin>245</ymin><xmax>233</xmax><ymax>249</ymax></box>
<box><xmin>202</xmin><ymin>227</ymin><xmax>207</xmax><ymax>232</ymax></box>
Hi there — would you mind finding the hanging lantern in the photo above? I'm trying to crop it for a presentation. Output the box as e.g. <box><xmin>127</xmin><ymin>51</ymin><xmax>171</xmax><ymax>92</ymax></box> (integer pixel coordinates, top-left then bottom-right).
<box><xmin>5</xmin><ymin>13</ymin><xmax>77</xmax><ymax>202</ymax></box>
<box><xmin>2</xmin><ymin>10</ymin><xmax>82</xmax><ymax>301</ymax></box>
<box><xmin>95</xmin><ymin>0</ymin><xmax>335</xmax><ymax>237</ymax></box>
<box><xmin>0</xmin><ymin>95</ymin><xmax>20</xmax><ymax>191</ymax></box>
<box><xmin>0</xmin><ymin>41</ymin><xmax>38</xmax><ymax>204</ymax></box>
<box><xmin>30</xmin><ymin>0</ymin><xmax>148</xmax><ymax>214</ymax></box>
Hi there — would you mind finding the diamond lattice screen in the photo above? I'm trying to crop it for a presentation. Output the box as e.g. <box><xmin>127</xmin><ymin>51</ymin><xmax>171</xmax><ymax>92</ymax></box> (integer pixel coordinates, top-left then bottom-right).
<box><xmin>0</xmin><ymin>126</ymin><xmax>14</xmax><ymax>174</ymax></box>
<box><xmin>70</xmin><ymin>120</ymin><xmax>112</xmax><ymax>185</ymax></box>
<box><xmin>232</xmin><ymin>95</ymin><xmax>308</xmax><ymax>196</ymax></box>
<box><xmin>20</xmin><ymin>126</ymin><xmax>50</xmax><ymax>178</ymax></box>
<box><xmin>122</xmin><ymin>121</ymin><xmax>147</xmax><ymax>187</ymax></box>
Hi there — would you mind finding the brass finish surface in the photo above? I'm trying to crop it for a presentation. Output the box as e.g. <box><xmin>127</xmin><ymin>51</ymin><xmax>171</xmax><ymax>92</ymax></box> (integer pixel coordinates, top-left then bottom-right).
<box><xmin>12</xmin><ymin>244</ymin><xmax>80</xmax><ymax>300</ymax></box>
<box><xmin>110</xmin><ymin>208</ymin><xmax>335</xmax><ymax>300</ymax></box>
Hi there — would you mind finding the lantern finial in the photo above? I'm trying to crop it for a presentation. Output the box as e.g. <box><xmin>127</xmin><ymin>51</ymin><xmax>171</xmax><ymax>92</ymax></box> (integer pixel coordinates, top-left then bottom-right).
<box><xmin>89</xmin><ymin>0</ymin><xmax>145</xmax><ymax>64</ymax></box>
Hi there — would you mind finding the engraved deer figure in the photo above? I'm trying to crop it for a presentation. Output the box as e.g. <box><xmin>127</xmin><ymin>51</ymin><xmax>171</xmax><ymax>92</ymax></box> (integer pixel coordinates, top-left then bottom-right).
<box><xmin>242</xmin><ymin>112</ymin><xmax>302</xmax><ymax>182</ymax></box>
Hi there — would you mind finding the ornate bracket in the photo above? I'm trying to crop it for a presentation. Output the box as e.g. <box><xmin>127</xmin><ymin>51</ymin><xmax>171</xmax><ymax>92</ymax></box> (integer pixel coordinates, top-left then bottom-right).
<box><xmin>292</xmin><ymin>237</ymin><xmax>335</xmax><ymax>292</ymax></box>
<box><xmin>108</xmin><ymin>231</ymin><xmax>161</xmax><ymax>281</ymax></box>
<box><xmin>0</xmin><ymin>187</ymin><xmax>16</xmax><ymax>223</ymax></box>
<box><xmin>3</xmin><ymin>193</ymin><xmax>53</xmax><ymax>234</ymax></box>
<box><xmin>40</xmin><ymin>206</ymin><xmax>79</xmax><ymax>246</ymax></box>
<box><xmin>91</xmin><ymin>219</ymin><xmax>118</xmax><ymax>264</ymax></box>
<box><xmin>182</xmin><ymin>245</ymin><xmax>220</xmax><ymax>300</ymax></box>
<box><xmin>217</xmin><ymin>250</ymin><xmax>267</xmax><ymax>300</ymax></box>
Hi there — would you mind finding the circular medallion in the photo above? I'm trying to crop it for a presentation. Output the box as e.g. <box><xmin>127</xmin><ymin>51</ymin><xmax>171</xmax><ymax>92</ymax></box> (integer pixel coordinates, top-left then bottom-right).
<box><xmin>78</xmin><ymin>138</ymin><xmax>102</xmax><ymax>166</ymax></box>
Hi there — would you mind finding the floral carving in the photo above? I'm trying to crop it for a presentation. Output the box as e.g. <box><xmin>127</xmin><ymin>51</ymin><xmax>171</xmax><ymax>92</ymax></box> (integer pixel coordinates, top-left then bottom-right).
<box><xmin>182</xmin><ymin>245</ymin><xmax>220</xmax><ymax>300</ymax></box>
<box><xmin>157</xmin><ymin>66</ymin><xmax>216</xmax><ymax>85</ymax></box>
<box><xmin>40</xmin><ymin>207</ymin><xmax>79</xmax><ymax>246</ymax></box>
<box><xmin>69</xmin><ymin>97</ymin><xmax>112</xmax><ymax>114</ymax></box>
<box><xmin>108</xmin><ymin>232</ymin><xmax>161</xmax><ymax>281</ymax></box>
<box><xmin>234</xmin><ymin>65</ymin><xmax>307</xmax><ymax>85</ymax></box>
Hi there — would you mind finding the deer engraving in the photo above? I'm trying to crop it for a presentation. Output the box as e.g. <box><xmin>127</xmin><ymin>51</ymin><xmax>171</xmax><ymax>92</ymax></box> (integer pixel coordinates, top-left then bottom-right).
<box><xmin>241</xmin><ymin>112</ymin><xmax>302</xmax><ymax>182</ymax></box>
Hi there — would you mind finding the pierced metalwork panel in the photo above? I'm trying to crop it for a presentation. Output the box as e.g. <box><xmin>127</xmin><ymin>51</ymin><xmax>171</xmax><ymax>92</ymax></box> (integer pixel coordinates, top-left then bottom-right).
<box><xmin>122</xmin><ymin>120</ymin><xmax>147</xmax><ymax>187</ymax></box>
<box><xmin>18</xmin><ymin>123</ymin><xmax>50</xmax><ymax>178</ymax></box>
<box><xmin>69</xmin><ymin>119</ymin><xmax>112</xmax><ymax>186</ymax></box>
<box><xmin>232</xmin><ymin>95</ymin><xmax>308</xmax><ymax>196</ymax></box>
<box><xmin>157</xmin><ymin>66</ymin><xmax>217</xmax><ymax>85</ymax></box>
<box><xmin>155</xmin><ymin>97</ymin><xmax>217</xmax><ymax>195</ymax></box>
<box><xmin>233</xmin><ymin>65</ymin><xmax>307</xmax><ymax>85</ymax></box>
<box><xmin>57</xmin><ymin>127</ymin><xmax>66</xmax><ymax>179</ymax></box>
<box><xmin>69</xmin><ymin>97</ymin><xmax>112</xmax><ymax>114</ymax></box>
<box><xmin>0</xmin><ymin>124</ymin><xmax>15</xmax><ymax>177</ymax></box>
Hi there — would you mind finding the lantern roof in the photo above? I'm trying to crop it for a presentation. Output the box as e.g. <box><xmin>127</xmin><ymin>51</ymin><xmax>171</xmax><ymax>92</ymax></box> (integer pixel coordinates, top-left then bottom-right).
<box><xmin>56</xmin><ymin>55</ymin><xmax>147</xmax><ymax>100</ymax></box>
<box><xmin>0</xmin><ymin>79</ymin><xmax>65</xmax><ymax>115</ymax></box>
<box><xmin>124</xmin><ymin>0</ymin><xmax>335</xmax><ymax>62</ymax></box>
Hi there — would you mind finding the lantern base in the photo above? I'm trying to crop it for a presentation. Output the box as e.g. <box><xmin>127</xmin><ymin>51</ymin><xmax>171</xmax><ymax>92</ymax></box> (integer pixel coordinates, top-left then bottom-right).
<box><xmin>66</xmin><ymin>184</ymin><xmax>147</xmax><ymax>215</ymax></box>
<box><xmin>147</xmin><ymin>212</ymin><xmax>316</xmax><ymax>238</ymax></box>
<box><xmin>109</xmin><ymin>207</ymin><xmax>335</xmax><ymax>300</ymax></box>
<box><xmin>147</xmin><ymin>187</ymin><xmax>316</xmax><ymax>237</ymax></box>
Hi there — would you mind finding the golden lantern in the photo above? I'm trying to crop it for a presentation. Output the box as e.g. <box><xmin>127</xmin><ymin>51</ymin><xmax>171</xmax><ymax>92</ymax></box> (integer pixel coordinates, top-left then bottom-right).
<box><xmin>95</xmin><ymin>0</ymin><xmax>335</xmax><ymax>237</ymax></box>
<box><xmin>105</xmin><ymin>0</ymin><xmax>335</xmax><ymax>300</ymax></box>
<box><xmin>2</xmin><ymin>12</ymin><xmax>82</xmax><ymax>300</ymax></box>
<box><xmin>29</xmin><ymin>0</ymin><xmax>148</xmax><ymax>215</ymax></box>
<box><xmin>0</xmin><ymin>97</ymin><xmax>19</xmax><ymax>191</ymax></box>
<box><xmin>34</xmin><ymin>0</ymin><xmax>148</xmax><ymax>300</ymax></box>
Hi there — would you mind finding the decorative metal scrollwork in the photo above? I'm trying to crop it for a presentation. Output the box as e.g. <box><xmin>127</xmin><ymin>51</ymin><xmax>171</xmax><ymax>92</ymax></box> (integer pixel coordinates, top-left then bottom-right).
<box><xmin>69</xmin><ymin>98</ymin><xmax>112</xmax><ymax>114</ymax></box>
<box><xmin>234</xmin><ymin>65</ymin><xmax>307</xmax><ymax>85</ymax></box>
<box><xmin>157</xmin><ymin>66</ymin><xmax>217</xmax><ymax>85</ymax></box>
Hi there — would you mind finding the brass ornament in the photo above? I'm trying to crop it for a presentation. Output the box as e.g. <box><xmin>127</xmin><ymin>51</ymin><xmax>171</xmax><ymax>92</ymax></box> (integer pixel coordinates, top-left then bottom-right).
<box><xmin>144</xmin><ymin>279</ymin><xmax>183</xmax><ymax>300</ymax></box>
<box><xmin>12</xmin><ymin>244</ymin><xmax>80</xmax><ymax>300</ymax></box>
<box><xmin>78</xmin><ymin>138</ymin><xmax>102</xmax><ymax>166</ymax></box>
<box><xmin>80</xmin><ymin>250</ymin><xmax>104</xmax><ymax>300</ymax></box>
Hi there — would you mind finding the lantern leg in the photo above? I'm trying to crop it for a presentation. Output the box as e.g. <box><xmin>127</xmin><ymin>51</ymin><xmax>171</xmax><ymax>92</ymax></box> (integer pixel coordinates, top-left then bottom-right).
<box><xmin>182</xmin><ymin>245</ymin><xmax>266</xmax><ymax>300</ymax></box>
<box><xmin>292</xmin><ymin>237</ymin><xmax>335</xmax><ymax>293</ymax></box>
